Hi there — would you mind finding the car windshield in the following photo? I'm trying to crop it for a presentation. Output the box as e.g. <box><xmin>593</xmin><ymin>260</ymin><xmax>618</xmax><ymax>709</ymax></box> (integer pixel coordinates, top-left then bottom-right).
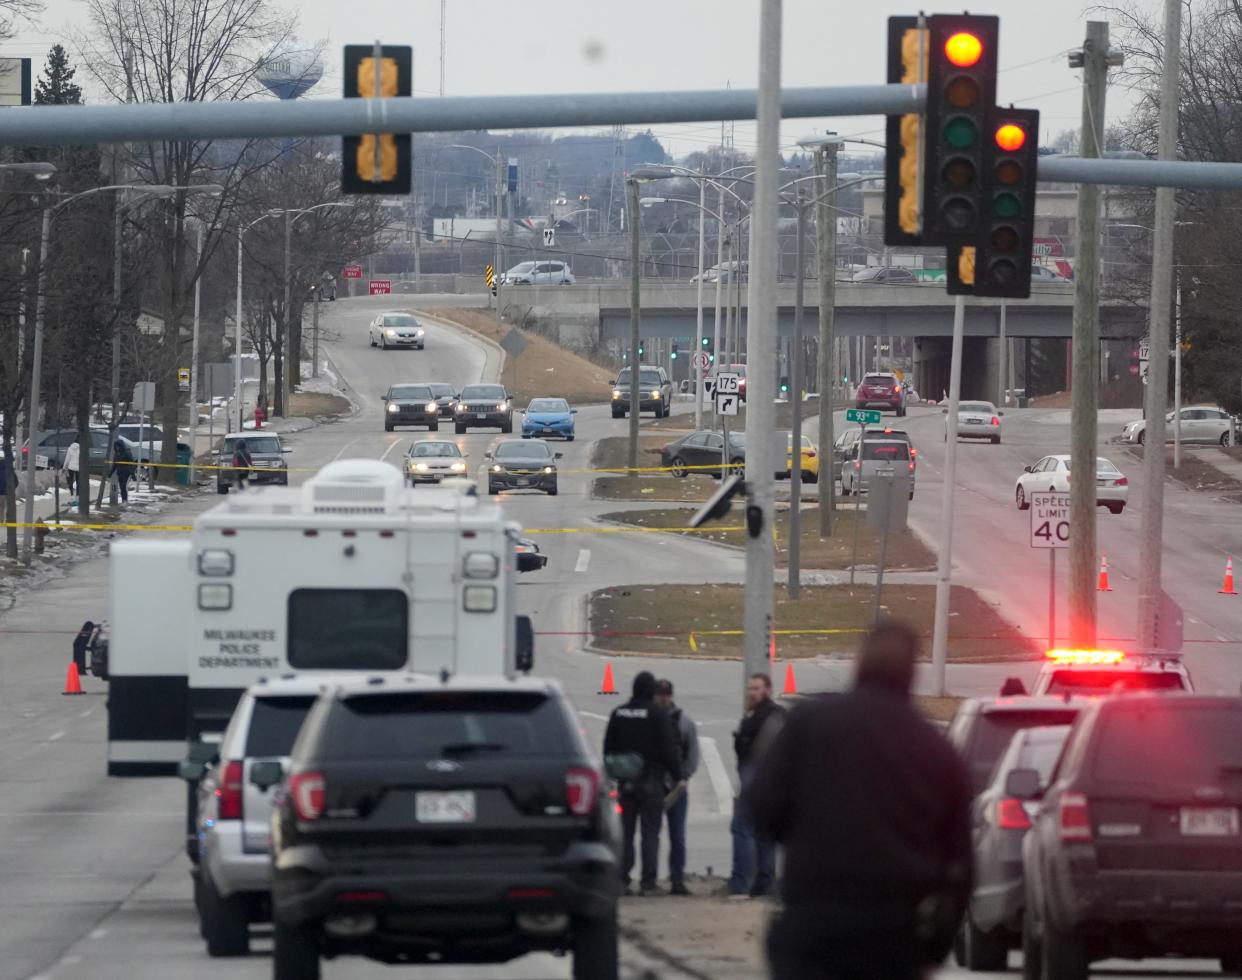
<box><xmin>390</xmin><ymin>385</ymin><xmax>432</xmax><ymax>400</ymax></box>
<box><xmin>383</xmin><ymin>314</ymin><xmax>417</xmax><ymax>326</ymax></box>
<box><xmin>959</xmin><ymin>402</ymin><xmax>995</xmax><ymax>414</ymax></box>
<box><xmin>527</xmin><ymin>398</ymin><xmax>569</xmax><ymax>413</ymax></box>
<box><xmin>410</xmin><ymin>442</ymin><xmax>460</xmax><ymax>458</ymax></box>
<box><xmin>861</xmin><ymin>441</ymin><xmax>910</xmax><ymax>461</ymax></box>
<box><xmin>968</xmin><ymin>709</ymin><xmax>1082</xmax><ymax>793</ymax></box>
<box><xmin>461</xmin><ymin>385</ymin><xmax>506</xmax><ymax>400</ymax></box>
<box><xmin>428</xmin><ymin>384</ymin><xmax>456</xmax><ymax>398</ymax></box>
<box><xmin>245</xmin><ymin>696</ymin><xmax>317</xmax><ymax>757</ymax></box>
<box><xmin>225</xmin><ymin>436</ymin><xmax>281</xmax><ymax>454</ymax></box>
<box><xmin>497</xmin><ymin>441</ymin><xmax>550</xmax><ymax>459</ymax></box>
<box><xmin>786</xmin><ymin>435</ymin><xmax>813</xmax><ymax>448</ymax></box>
<box><xmin>326</xmin><ymin>691</ymin><xmax>573</xmax><ymax>760</ymax></box>
<box><xmin>1096</xmin><ymin>459</ymin><xmax>1122</xmax><ymax>475</ymax></box>
<box><xmin>1044</xmin><ymin>668</ymin><xmax>1187</xmax><ymax>696</ymax></box>
<box><xmin>1094</xmin><ymin>704</ymin><xmax>1242</xmax><ymax>790</ymax></box>
<box><xmin>617</xmin><ymin>368</ymin><xmax>663</xmax><ymax>385</ymax></box>
<box><xmin>1016</xmin><ymin>728</ymin><xmax>1072</xmax><ymax>785</ymax></box>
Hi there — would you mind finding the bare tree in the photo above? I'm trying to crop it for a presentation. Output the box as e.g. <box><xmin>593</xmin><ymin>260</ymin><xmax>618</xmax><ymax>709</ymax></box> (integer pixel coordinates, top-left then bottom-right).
<box><xmin>0</xmin><ymin>0</ymin><xmax>40</xmax><ymax>40</ymax></box>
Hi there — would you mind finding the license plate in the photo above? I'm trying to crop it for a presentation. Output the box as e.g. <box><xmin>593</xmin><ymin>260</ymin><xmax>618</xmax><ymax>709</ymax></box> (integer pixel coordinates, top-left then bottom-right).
<box><xmin>516</xmin><ymin>478</ymin><xmax>530</xmax><ymax>487</ymax></box>
<box><xmin>476</xmin><ymin>412</ymin><xmax>487</xmax><ymax>419</ymax></box>
<box><xmin>1180</xmin><ymin>807</ymin><xmax>1238</xmax><ymax>836</ymax></box>
<box><xmin>966</xmin><ymin>418</ymin><xmax>982</xmax><ymax>424</ymax></box>
<box><xmin>416</xmin><ymin>790</ymin><xmax>476</xmax><ymax>824</ymax></box>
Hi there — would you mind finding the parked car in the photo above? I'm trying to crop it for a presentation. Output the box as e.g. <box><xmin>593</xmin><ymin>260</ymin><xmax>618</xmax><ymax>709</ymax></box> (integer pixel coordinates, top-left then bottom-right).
<box><xmin>403</xmin><ymin>440</ymin><xmax>467</xmax><ymax>486</ymax></box>
<box><xmin>214</xmin><ymin>433</ymin><xmax>290</xmax><ymax>492</ymax></box>
<box><xmin>852</xmin><ymin>266</ymin><xmax>917</xmax><ymax>284</ymax></box>
<box><xmin>190</xmin><ymin>675</ymin><xmax>322</xmax><ymax>956</ymax></box>
<box><xmin>269</xmin><ymin>675</ymin><xmax>620</xmax><ymax>980</ymax></box>
<box><xmin>1020</xmin><ymin>694</ymin><xmax>1242</xmax><ymax>979</ymax></box>
<box><xmin>1030</xmin><ymin>263</ymin><xmax>1072</xmax><ymax>283</ymax></box>
<box><xmin>690</xmin><ymin>260</ymin><xmax>747</xmax><ymax>284</ymax></box>
<box><xmin>382</xmin><ymin>384</ymin><xmax>440</xmax><ymax>433</ymax></box>
<box><xmin>1122</xmin><ymin>405</ymin><xmax>1234</xmax><ymax>446</ymax></box>
<box><xmin>368</xmin><ymin>311</ymin><xmax>425</xmax><ymax>350</ymax></box>
<box><xmin>501</xmin><ymin>260</ymin><xmax>575</xmax><ymax>285</ymax></box>
<box><xmin>486</xmin><ymin>438</ymin><xmax>561</xmax><ymax>495</ymax></box>
<box><xmin>957</xmin><ymin>725</ymin><xmax>1073</xmax><ymax>971</ymax></box>
<box><xmin>782</xmin><ymin>434</ymin><xmax>819</xmax><ymax>483</ymax></box>
<box><xmin>1013</xmin><ymin>454</ymin><xmax>1129</xmax><ymax>514</ymax></box>
<box><xmin>839</xmin><ymin>437</ymin><xmax>915</xmax><ymax>499</ymax></box>
<box><xmin>1030</xmin><ymin>648</ymin><xmax>1193</xmax><ymax>697</ymax></box>
<box><xmin>660</xmin><ymin>429</ymin><xmax>746</xmax><ymax>479</ymax></box>
<box><xmin>855</xmin><ymin>372</ymin><xmax>906</xmax><ymax>416</ymax></box>
<box><xmin>948</xmin><ymin>400</ymin><xmax>1003</xmax><ymax>444</ymax></box>
<box><xmin>610</xmin><ymin>366</ymin><xmax>672</xmax><ymax>419</ymax></box>
<box><xmin>521</xmin><ymin>397</ymin><xmax>576</xmax><ymax>441</ymax></box>
<box><xmin>21</xmin><ymin>427</ymin><xmax>131</xmax><ymax>472</ymax></box>
<box><xmin>455</xmin><ymin>384</ymin><xmax>513</xmax><ymax>433</ymax></box>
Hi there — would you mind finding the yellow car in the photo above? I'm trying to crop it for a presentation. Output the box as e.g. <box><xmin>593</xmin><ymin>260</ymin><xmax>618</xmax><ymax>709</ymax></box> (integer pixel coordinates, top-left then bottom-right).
<box><xmin>784</xmin><ymin>434</ymin><xmax>819</xmax><ymax>483</ymax></box>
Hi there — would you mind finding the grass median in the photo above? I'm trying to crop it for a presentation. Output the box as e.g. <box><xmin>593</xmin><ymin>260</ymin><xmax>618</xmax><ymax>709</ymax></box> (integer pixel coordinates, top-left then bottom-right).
<box><xmin>590</xmin><ymin>434</ymin><xmax>720</xmax><ymax>502</ymax></box>
<box><xmin>589</xmin><ymin>582</ymin><xmax>1039</xmax><ymax>662</ymax></box>
<box><xmin>597</xmin><ymin>505</ymin><xmax>935</xmax><ymax>570</ymax></box>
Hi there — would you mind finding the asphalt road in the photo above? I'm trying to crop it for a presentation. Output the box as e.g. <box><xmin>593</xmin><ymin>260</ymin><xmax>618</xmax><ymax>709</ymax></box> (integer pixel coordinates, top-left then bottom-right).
<box><xmin>2</xmin><ymin>296</ymin><xmax>1235</xmax><ymax>979</ymax></box>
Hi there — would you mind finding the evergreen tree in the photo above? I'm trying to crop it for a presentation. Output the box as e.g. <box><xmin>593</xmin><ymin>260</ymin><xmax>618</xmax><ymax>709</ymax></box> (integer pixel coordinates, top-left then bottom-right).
<box><xmin>34</xmin><ymin>43</ymin><xmax>83</xmax><ymax>105</ymax></box>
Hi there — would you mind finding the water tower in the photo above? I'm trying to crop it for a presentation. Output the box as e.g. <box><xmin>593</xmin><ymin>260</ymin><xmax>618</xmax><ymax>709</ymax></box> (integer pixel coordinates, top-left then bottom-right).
<box><xmin>257</xmin><ymin>44</ymin><xmax>323</xmax><ymax>100</ymax></box>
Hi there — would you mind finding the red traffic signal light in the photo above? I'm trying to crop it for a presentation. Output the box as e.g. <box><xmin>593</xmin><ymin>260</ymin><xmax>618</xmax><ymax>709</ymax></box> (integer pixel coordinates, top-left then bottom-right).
<box><xmin>944</xmin><ymin>32</ymin><xmax>983</xmax><ymax>68</ymax></box>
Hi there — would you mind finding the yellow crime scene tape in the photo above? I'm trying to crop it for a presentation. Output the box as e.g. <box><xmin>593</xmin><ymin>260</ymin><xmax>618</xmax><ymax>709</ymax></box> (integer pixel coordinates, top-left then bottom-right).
<box><xmin>0</xmin><ymin>520</ymin><xmax>743</xmax><ymax>536</ymax></box>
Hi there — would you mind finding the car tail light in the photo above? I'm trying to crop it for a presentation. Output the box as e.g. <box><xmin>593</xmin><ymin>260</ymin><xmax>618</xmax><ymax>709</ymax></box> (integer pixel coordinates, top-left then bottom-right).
<box><xmin>1065</xmin><ymin>472</ymin><xmax>1071</xmax><ymax>483</ymax></box>
<box><xmin>854</xmin><ymin>460</ymin><xmax>861</xmax><ymax>471</ymax></box>
<box><xmin>565</xmin><ymin>767</ymin><xmax>599</xmax><ymax>816</ymax></box>
<box><xmin>1058</xmin><ymin>792</ymin><xmax>1092</xmax><ymax>841</ymax></box>
<box><xmin>908</xmin><ymin>461</ymin><xmax>916</xmax><ymax>473</ymax></box>
<box><xmin>336</xmin><ymin>890</ymin><xmax>387</xmax><ymax>903</ymax></box>
<box><xmin>893</xmin><ymin>385</ymin><xmax>901</xmax><ymax>393</ymax></box>
<box><xmin>910</xmin><ymin>447</ymin><xmax>918</xmax><ymax>458</ymax></box>
<box><xmin>215</xmin><ymin>760</ymin><xmax>244</xmax><ymax>820</ymax></box>
<box><xmin>807</xmin><ymin>450</ymin><xmax>816</xmax><ymax>458</ymax></box>
<box><xmin>996</xmin><ymin>797</ymin><xmax>1032</xmax><ymax>830</ymax></box>
<box><xmin>991</xmin><ymin>416</ymin><xmax>1000</xmax><ymax>426</ymax></box>
<box><xmin>289</xmin><ymin>771</ymin><xmax>325</xmax><ymax>821</ymax></box>
<box><xmin>1115</xmin><ymin>476</ymin><xmax>1128</xmax><ymax>486</ymax></box>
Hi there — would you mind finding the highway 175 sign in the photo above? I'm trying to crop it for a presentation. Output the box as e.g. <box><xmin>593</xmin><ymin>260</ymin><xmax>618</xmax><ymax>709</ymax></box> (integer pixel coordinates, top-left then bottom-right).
<box><xmin>1030</xmin><ymin>491</ymin><xmax>1070</xmax><ymax>549</ymax></box>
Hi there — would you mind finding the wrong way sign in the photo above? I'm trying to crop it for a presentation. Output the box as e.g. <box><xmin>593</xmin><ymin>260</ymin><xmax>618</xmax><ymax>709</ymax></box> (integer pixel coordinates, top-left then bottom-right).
<box><xmin>1030</xmin><ymin>491</ymin><xmax>1070</xmax><ymax>549</ymax></box>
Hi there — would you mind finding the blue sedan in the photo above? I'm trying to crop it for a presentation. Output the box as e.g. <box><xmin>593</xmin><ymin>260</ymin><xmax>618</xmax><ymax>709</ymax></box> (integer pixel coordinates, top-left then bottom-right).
<box><xmin>520</xmin><ymin>397</ymin><xmax>576</xmax><ymax>441</ymax></box>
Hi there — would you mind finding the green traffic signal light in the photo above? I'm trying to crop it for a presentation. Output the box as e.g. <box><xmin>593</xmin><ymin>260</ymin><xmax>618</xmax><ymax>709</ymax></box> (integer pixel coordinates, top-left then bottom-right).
<box><xmin>702</xmin><ymin>337</ymin><xmax>710</xmax><ymax>347</ymax></box>
<box><xmin>944</xmin><ymin>117</ymin><xmax>978</xmax><ymax>149</ymax></box>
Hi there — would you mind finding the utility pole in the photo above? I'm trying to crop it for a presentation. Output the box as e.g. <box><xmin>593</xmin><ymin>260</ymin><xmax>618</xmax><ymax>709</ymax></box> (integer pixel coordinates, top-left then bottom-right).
<box><xmin>813</xmin><ymin>137</ymin><xmax>840</xmax><ymax>537</ymax></box>
<box><xmin>997</xmin><ymin>301</ymin><xmax>1008</xmax><ymax>408</ymax></box>
<box><xmin>22</xmin><ymin>207</ymin><xmax>51</xmax><ymax>564</ymax></box>
<box><xmin>742</xmin><ymin>0</ymin><xmax>781</xmax><ymax>700</ymax></box>
<box><xmin>311</xmin><ymin>280</ymin><xmax>321</xmax><ymax>379</ymax></box>
<box><xmin>693</xmin><ymin>175</ymin><xmax>706</xmax><ymax>429</ymax></box>
<box><xmin>280</xmin><ymin>208</ymin><xmax>292</xmax><ymax>416</ymax></box>
<box><xmin>627</xmin><ymin>177</ymin><xmax>641</xmax><ymax>472</ymax></box>
<box><xmin>711</xmin><ymin>183</ymin><xmax>726</xmax><ymax>418</ymax></box>
<box><xmin>1137</xmin><ymin>0</ymin><xmax>1180</xmax><ymax>650</ymax></box>
<box><xmin>1067</xmin><ymin>21</ymin><xmax>1120</xmax><ymax>648</ymax></box>
<box><xmin>187</xmin><ymin>220</ymin><xmax>203</xmax><ymax>484</ymax></box>
<box><xmin>493</xmin><ymin>152</ymin><xmax>503</xmax><ymax>338</ymax></box>
<box><xmin>788</xmin><ymin>185</ymin><xmax>806</xmax><ymax>598</ymax></box>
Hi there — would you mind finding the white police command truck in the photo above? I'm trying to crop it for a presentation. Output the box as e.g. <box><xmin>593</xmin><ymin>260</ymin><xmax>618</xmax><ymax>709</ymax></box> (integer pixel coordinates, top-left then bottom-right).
<box><xmin>88</xmin><ymin>459</ymin><xmax>537</xmax><ymax>778</ymax></box>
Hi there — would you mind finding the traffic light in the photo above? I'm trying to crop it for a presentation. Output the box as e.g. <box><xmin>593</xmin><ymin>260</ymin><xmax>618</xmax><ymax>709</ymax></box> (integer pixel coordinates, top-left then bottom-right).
<box><xmin>921</xmin><ymin>15</ymin><xmax>999</xmax><ymax>245</ymax></box>
<box><xmin>671</xmin><ymin>341</ymin><xmax>679</xmax><ymax>360</ymax></box>
<box><xmin>342</xmin><ymin>45</ymin><xmax>412</xmax><ymax>195</ymax></box>
<box><xmin>884</xmin><ymin>16</ymin><xmax>929</xmax><ymax>245</ymax></box>
<box><xmin>972</xmin><ymin>107</ymin><xmax>1040</xmax><ymax>298</ymax></box>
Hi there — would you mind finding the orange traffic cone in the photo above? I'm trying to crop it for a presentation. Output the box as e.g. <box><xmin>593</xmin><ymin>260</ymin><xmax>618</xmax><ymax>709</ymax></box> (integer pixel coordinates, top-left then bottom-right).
<box><xmin>769</xmin><ymin>632</ymin><xmax>777</xmax><ymax>662</ymax></box>
<box><xmin>62</xmin><ymin>661</ymin><xmax>83</xmax><ymax>696</ymax></box>
<box><xmin>598</xmin><ymin>662</ymin><xmax>619</xmax><ymax>695</ymax></box>
<box><xmin>782</xmin><ymin>662</ymin><xmax>798</xmax><ymax>696</ymax></box>
<box><xmin>1222</xmin><ymin>557</ymin><xmax>1238</xmax><ymax>595</ymax></box>
<box><xmin>1097</xmin><ymin>555</ymin><xmax>1112</xmax><ymax>592</ymax></box>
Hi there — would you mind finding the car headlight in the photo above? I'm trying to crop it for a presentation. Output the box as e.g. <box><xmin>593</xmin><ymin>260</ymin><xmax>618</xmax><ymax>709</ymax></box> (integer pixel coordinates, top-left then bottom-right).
<box><xmin>612</xmin><ymin>389</ymin><xmax>622</xmax><ymax>399</ymax></box>
<box><xmin>415</xmin><ymin>462</ymin><xmax>429</xmax><ymax>472</ymax></box>
<box><xmin>426</xmin><ymin>401</ymin><xmax>437</xmax><ymax>412</ymax></box>
<box><xmin>543</xmin><ymin>465</ymin><xmax>555</xmax><ymax>474</ymax></box>
<box><xmin>450</xmin><ymin>462</ymin><xmax>466</xmax><ymax>472</ymax></box>
<box><xmin>385</xmin><ymin>329</ymin><xmax>396</xmax><ymax>336</ymax></box>
<box><xmin>652</xmin><ymin>391</ymin><xmax>661</xmax><ymax>399</ymax></box>
<box><xmin>416</xmin><ymin>328</ymin><xmax>425</xmax><ymax>336</ymax></box>
<box><xmin>386</xmin><ymin>403</ymin><xmax>398</xmax><ymax>413</ymax></box>
<box><xmin>492</xmin><ymin>464</ymin><xmax>503</xmax><ymax>473</ymax></box>
<box><xmin>498</xmin><ymin>402</ymin><xmax>509</xmax><ymax>411</ymax></box>
<box><xmin>455</xmin><ymin>403</ymin><xmax>466</xmax><ymax>413</ymax></box>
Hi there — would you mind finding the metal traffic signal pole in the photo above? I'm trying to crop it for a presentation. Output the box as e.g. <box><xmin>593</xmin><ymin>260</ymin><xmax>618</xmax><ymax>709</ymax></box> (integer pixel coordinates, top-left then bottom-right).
<box><xmin>627</xmin><ymin>177</ymin><xmax>641</xmax><ymax>472</ymax></box>
<box><xmin>1138</xmin><ymin>0</ymin><xmax>1182</xmax><ymax>650</ymax></box>
<box><xmin>1067</xmin><ymin>22</ymin><xmax>1119</xmax><ymax>648</ymax></box>
<box><xmin>788</xmin><ymin>185</ymin><xmax>806</xmax><ymax>599</ymax></box>
<box><xmin>813</xmin><ymin>139</ymin><xmax>840</xmax><ymax>537</ymax></box>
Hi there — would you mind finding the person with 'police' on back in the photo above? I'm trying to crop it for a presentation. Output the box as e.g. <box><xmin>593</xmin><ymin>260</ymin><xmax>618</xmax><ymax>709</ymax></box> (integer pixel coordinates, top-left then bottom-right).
<box><xmin>603</xmin><ymin>670</ymin><xmax>684</xmax><ymax>896</ymax></box>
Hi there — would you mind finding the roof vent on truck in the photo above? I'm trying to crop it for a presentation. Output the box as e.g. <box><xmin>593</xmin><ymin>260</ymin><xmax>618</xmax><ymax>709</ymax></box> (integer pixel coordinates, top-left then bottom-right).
<box><xmin>303</xmin><ymin>459</ymin><xmax>404</xmax><ymax>515</ymax></box>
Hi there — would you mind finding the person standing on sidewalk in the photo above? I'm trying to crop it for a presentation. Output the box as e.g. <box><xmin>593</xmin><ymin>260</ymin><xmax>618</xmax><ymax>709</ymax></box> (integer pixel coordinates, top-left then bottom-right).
<box><xmin>109</xmin><ymin>439</ymin><xmax>136</xmax><ymax>505</ymax></box>
<box><xmin>655</xmin><ymin>678</ymin><xmax>700</xmax><ymax>896</ymax></box>
<box><xmin>603</xmin><ymin>670</ymin><xmax>684</xmax><ymax>896</ymax></box>
<box><xmin>727</xmin><ymin>672</ymin><xmax>785</xmax><ymax>898</ymax></box>
<box><xmin>63</xmin><ymin>440</ymin><xmax>80</xmax><ymax>498</ymax></box>
<box><xmin>743</xmin><ymin>621</ymin><xmax>973</xmax><ymax>980</ymax></box>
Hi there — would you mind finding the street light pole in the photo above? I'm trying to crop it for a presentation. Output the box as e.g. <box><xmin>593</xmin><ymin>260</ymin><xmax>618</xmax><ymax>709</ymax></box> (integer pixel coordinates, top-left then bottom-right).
<box><xmin>627</xmin><ymin>177</ymin><xmax>642</xmax><ymax>472</ymax></box>
<box><xmin>811</xmin><ymin>138</ymin><xmax>840</xmax><ymax>537</ymax></box>
<box><xmin>187</xmin><ymin>219</ymin><xmax>203</xmax><ymax>483</ymax></box>
<box><xmin>235</xmin><ymin>220</ymin><xmax>245</xmax><ymax>432</ymax></box>
<box><xmin>21</xmin><ymin>207</ymin><xmax>51</xmax><ymax>564</ymax></box>
<box><xmin>788</xmin><ymin>186</ymin><xmax>806</xmax><ymax>598</ymax></box>
<box><xmin>494</xmin><ymin>152</ymin><xmax>503</xmax><ymax>338</ymax></box>
<box><xmin>712</xmin><ymin>183</ymin><xmax>726</xmax><ymax>403</ymax></box>
<box><xmin>281</xmin><ymin>208</ymin><xmax>293</xmax><ymax>416</ymax></box>
<box><xmin>694</xmin><ymin>176</ymin><xmax>706</xmax><ymax>429</ymax></box>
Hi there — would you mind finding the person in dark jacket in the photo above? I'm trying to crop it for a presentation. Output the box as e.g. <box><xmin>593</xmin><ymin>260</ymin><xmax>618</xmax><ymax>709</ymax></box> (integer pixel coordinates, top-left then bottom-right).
<box><xmin>742</xmin><ymin>620</ymin><xmax>973</xmax><ymax>980</ymax></box>
<box><xmin>232</xmin><ymin>439</ymin><xmax>254</xmax><ymax>490</ymax></box>
<box><xmin>603</xmin><ymin>670</ymin><xmax>684</xmax><ymax>896</ymax></box>
<box><xmin>727</xmin><ymin>672</ymin><xmax>785</xmax><ymax>897</ymax></box>
<box><xmin>656</xmin><ymin>678</ymin><xmax>700</xmax><ymax>895</ymax></box>
<box><xmin>109</xmin><ymin>439</ymin><xmax>136</xmax><ymax>504</ymax></box>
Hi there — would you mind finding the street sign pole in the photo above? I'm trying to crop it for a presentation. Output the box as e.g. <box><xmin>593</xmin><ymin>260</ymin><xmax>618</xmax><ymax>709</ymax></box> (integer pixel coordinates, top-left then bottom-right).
<box><xmin>1050</xmin><ymin>550</ymin><xmax>1056</xmax><ymax>649</ymax></box>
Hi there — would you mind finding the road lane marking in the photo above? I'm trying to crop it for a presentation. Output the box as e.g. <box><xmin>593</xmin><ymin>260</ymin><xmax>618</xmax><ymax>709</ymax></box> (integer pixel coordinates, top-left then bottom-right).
<box><xmin>578</xmin><ymin>710</ymin><xmax>610</xmax><ymax>722</ymax></box>
<box><xmin>575</xmin><ymin>548</ymin><xmax>591</xmax><ymax>573</ymax></box>
<box><xmin>380</xmin><ymin>438</ymin><xmax>404</xmax><ymax>461</ymax></box>
<box><xmin>331</xmin><ymin>437</ymin><xmax>361</xmax><ymax>461</ymax></box>
<box><xmin>48</xmin><ymin>730</ymin><xmax>64</xmax><ymax>741</ymax></box>
<box><xmin>699</xmin><ymin>736</ymin><xmax>735</xmax><ymax>814</ymax></box>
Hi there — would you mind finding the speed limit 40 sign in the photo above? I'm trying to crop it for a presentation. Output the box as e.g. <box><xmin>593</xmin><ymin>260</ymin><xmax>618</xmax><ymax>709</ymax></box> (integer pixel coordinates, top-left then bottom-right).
<box><xmin>1030</xmin><ymin>491</ymin><xmax>1070</xmax><ymax>549</ymax></box>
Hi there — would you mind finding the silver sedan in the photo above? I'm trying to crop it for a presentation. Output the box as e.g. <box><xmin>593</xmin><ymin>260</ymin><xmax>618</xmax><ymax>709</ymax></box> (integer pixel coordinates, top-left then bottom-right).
<box><xmin>403</xmin><ymin>440</ymin><xmax>468</xmax><ymax>486</ymax></box>
<box><xmin>946</xmin><ymin>400</ymin><xmax>1003</xmax><ymax>443</ymax></box>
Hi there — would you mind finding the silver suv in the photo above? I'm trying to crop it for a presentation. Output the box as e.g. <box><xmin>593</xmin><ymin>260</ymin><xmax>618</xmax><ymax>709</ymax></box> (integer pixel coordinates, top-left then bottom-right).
<box><xmin>193</xmin><ymin>674</ymin><xmax>323</xmax><ymax>956</ymax></box>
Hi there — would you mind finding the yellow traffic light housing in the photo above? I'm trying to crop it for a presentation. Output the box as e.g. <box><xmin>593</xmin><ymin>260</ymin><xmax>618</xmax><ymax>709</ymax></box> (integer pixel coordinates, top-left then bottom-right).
<box><xmin>884</xmin><ymin>17</ymin><xmax>929</xmax><ymax>244</ymax></box>
<box><xmin>342</xmin><ymin>45</ymin><xmax>411</xmax><ymax>195</ymax></box>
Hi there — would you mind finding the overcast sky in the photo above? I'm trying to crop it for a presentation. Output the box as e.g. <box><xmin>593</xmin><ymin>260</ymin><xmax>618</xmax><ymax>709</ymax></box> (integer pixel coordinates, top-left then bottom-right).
<box><xmin>1</xmin><ymin>0</ymin><xmax>1159</xmax><ymax>158</ymax></box>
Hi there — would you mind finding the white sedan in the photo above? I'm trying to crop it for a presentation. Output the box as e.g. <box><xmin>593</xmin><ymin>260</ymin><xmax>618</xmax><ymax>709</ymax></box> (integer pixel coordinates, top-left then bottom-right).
<box><xmin>1122</xmin><ymin>406</ymin><xmax>1234</xmax><ymax>446</ymax></box>
<box><xmin>368</xmin><ymin>312</ymin><xmax>426</xmax><ymax>350</ymax></box>
<box><xmin>1015</xmin><ymin>454</ymin><xmax>1129</xmax><ymax>515</ymax></box>
<box><xmin>946</xmin><ymin>400</ymin><xmax>1003</xmax><ymax>443</ymax></box>
<box><xmin>403</xmin><ymin>440</ymin><xmax>468</xmax><ymax>486</ymax></box>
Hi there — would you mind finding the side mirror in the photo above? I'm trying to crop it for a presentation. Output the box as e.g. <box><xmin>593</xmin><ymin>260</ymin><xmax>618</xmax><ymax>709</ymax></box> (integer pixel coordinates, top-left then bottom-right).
<box><xmin>608</xmin><ymin>379</ymin><xmax>616</xmax><ymax>386</ymax></box>
<box><xmin>554</xmin><ymin>452</ymin><xmax>564</xmax><ymax>459</ymax></box>
<box><xmin>1005</xmin><ymin>768</ymin><xmax>1042</xmax><ymax>800</ymax></box>
<box><xmin>998</xmin><ymin>410</ymin><xmax>1005</xmax><ymax>416</ymax></box>
<box><xmin>281</xmin><ymin>447</ymin><xmax>292</xmax><ymax>454</ymax></box>
<box><xmin>250</xmin><ymin>759</ymin><xmax>284</xmax><ymax>790</ymax></box>
<box><xmin>941</xmin><ymin>407</ymin><xmax>948</xmax><ymax>414</ymax></box>
<box><xmin>1023</xmin><ymin>465</ymin><xmax>1032</xmax><ymax>473</ymax></box>
<box><xmin>515</xmin><ymin>614</ymin><xmax>535</xmax><ymax>672</ymax></box>
<box><xmin>178</xmin><ymin>740</ymin><xmax>219</xmax><ymax>782</ymax></box>
<box><xmin>571</xmin><ymin>409</ymin><xmax>578</xmax><ymax>414</ymax></box>
<box><xmin>381</xmin><ymin>395</ymin><xmax>388</xmax><ymax>401</ymax></box>
<box><xmin>483</xmin><ymin>452</ymin><xmax>493</xmax><ymax>460</ymax></box>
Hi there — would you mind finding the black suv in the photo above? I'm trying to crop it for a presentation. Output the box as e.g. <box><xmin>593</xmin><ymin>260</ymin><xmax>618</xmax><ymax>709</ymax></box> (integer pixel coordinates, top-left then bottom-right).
<box><xmin>1020</xmin><ymin>694</ymin><xmax>1242</xmax><ymax>980</ymax></box>
<box><xmin>455</xmin><ymin>384</ymin><xmax>513</xmax><ymax>433</ymax></box>
<box><xmin>270</xmin><ymin>676</ymin><xmax>621</xmax><ymax>980</ymax></box>
<box><xmin>611</xmin><ymin>366</ymin><xmax>672</xmax><ymax>418</ymax></box>
<box><xmin>382</xmin><ymin>384</ymin><xmax>440</xmax><ymax>433</ymax></box>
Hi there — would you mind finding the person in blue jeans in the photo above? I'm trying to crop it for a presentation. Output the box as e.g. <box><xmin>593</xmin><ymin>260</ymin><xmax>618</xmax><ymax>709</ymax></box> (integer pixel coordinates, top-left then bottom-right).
<box><xmin>655</xmin><ymin>679</ymin><xmax>700</xmax><ymax>896</ymax></box>
<box><xmin>728</xmin><ymin>672</ymin><xmax>785</xmax><ymax>898</ymax></box>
